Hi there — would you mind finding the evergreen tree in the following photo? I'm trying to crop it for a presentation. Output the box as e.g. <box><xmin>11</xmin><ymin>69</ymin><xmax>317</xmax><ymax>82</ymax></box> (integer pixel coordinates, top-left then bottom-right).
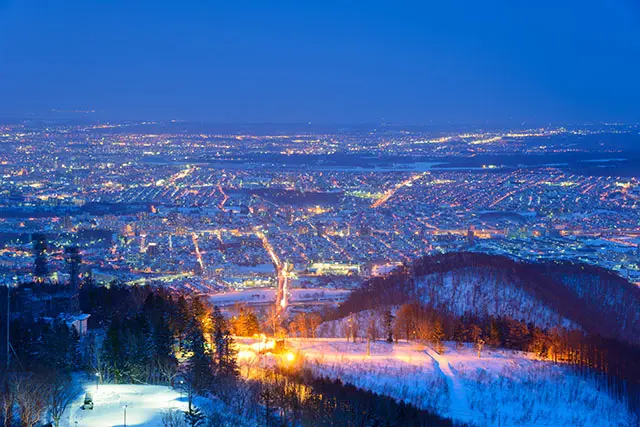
<box><xmin>184</xmin><ymin>323</ymin><xmax>213</xmax><ymax>393</ymax></box>
<box><xmin>142</xmin><ymin>293</ymin><xmax>168</xmax><ymax>328</ymax></box>
<box><xmin>220</xmin><ymin>331</ymin><xmax>239</xmax><ymax>377</ymax></box>
<box><xmin>102</xmin><ymin>318</ymin><xmax>127</xmax><ymax>382</ymax></box>
<box><xmin>486</xmin><ymin>318</ymin><xmax>502</xmax><ymax>348</ymax></box>
<box><xmin>468</xmin><ymin>323</ymin><xmax>482</xmax><ymax>343</ymax></box>
<box><xmin>453</xmin><ymin>321</ymin><xmax>467</xmax><ymax>350</ymax></box>
<box><xmin>211</xmin><ymin>306</ymin><xmax>226</xmax><ymax>334</ymax></box>
<box><xmin>211</xmin><ymin>306</ymin><xmax>227</xmax><ymax>365</ymax></box>
<box><xmin>504</xmin><ymin>319</ymin><xmax>531</xmax><ymax>350</ymax></box>
<box><xmin>211</xmin><ymin>307</ymin><xmax>239</xmax><ymax>378</ymax></box>
<box><xmin>127</xmin><ymin>315</ymin><xmax>154</xmax><ymax>382</ymax></box>
<box><xmin>430</xmin><ymin>317</ymin><xmax>445</xmax><ymax>353</ymax></box>
<box><xmin>41</xmin><ymin>321</ymin><xmax>79</xmax><ymax>371</ymax></box>
<box><xmin>214</xmin><ymin>325</ymin><xmax>224</xmax><ymax>366</ymax></box>
<box><xmin>173</xmin><ymin>296</ymin><xmax>190</xmax><ymax>349</ymax></box>
<box><xmin>191</xmin><ymin>297</ymin><xmax>211</xmax><ymax>334</ymax></box>
<box><xmin>183</xmin><ymin>404</ymin><xmax>206</xmax><ymax>427</ymax></box>
<box><xmin>152</xmin><ymin>314</ymin><xmax>175</xmax><ymax>360</ymax></box>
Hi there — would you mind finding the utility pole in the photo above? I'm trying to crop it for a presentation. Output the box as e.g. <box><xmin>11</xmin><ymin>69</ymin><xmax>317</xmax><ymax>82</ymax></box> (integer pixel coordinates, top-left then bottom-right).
<box><xmin>5</xmin><ymin>283</ymin><xmax>9</xmax><ymax>370</ymax></box>
<box><xmin>3</xmin><ymin>283</ymin><xmax>23</xmax><ymax>372</ymax></box>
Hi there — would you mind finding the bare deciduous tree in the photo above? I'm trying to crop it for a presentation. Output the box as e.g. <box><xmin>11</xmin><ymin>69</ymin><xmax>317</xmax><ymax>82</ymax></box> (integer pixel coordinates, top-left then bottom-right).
<box><xmin>307</xmin><ymin>313</ymin><xmax>322</xmax><ymax>339</ymax></box>
<box><xmin>13</xmin><ymin>373</ymin><xmax>49</xmax><ymax>427</ymax></box>
<box><xmin>162</xmin><ymin>409</ymin><xmax>187</xmax><ymax>427</ymax></box>
<box><xmin>0</xmin><ymin>371</ymin><xmax>15</xmax><ymax>427</ymax></box>
<box><xmin>48</xmin><ymin>372</ymin><xmax>81</xmax><ymax>427</ymax></box>
<box><xmin>156</xmin><ymin>358</ymin><xmax>179</xmax><ymax>385</ymax></box>
<box><xmin>88</xmin><ymin>333</ymin><xmax>109</xmax><ymax>383</ymax></box>
<box><xmin>266</xmin><ymin>306</ymin><xmax>280</xmax><ymax>338</ymax></box>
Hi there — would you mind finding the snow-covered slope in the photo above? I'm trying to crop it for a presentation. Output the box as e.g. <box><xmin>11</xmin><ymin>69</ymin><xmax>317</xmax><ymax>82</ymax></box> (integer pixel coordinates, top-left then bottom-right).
<box><xmin>413</xmin><ymin>268</ymin><xmax>576</xmax><ymax>329</ymax></box>
<box><xmin>66</xmin><ymin>384</ymin><xmax>188</xmax><ymax>427</ymax></box>
<box><xmin>284</xmin><ymin>338</ymin><xmax>637</xmax><ymax>427</ymax></box>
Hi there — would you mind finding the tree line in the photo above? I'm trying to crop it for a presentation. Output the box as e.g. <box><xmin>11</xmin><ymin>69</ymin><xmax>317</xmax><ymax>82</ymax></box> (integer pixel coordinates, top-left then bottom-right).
<box><xmin>256</xmin><ymin>369</ymin><xmax>456</xmax><ymax>427</ymax></box>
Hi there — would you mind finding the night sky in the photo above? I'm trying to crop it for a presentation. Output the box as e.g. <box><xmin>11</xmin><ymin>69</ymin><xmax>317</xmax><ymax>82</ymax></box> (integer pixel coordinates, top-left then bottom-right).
<box><xmin>1</xmin><ymin>0</ymin><xmax>639</xmax><ymax>124</ymax></box>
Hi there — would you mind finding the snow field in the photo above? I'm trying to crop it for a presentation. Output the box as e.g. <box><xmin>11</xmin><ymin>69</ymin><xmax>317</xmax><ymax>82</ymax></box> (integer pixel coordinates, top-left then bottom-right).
<box><xmin>65</xmin><ymin>384</ymin><xmax>191</xmax><ymax>427</ymax></box>
<box><xmin>237</xmin><ymin>338</ymin><xmax>638</xmax><ymax>427</ymax></box>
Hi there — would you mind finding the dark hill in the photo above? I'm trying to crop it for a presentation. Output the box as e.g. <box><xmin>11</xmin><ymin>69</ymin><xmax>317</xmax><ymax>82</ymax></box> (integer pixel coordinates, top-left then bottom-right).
<box><xmin>336</xmin><ymin>252</ymin><xmax>640</xmax><ymax>346</ymax></box>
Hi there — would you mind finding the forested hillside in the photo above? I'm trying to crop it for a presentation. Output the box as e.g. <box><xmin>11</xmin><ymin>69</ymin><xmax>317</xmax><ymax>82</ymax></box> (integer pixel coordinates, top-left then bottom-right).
<box><xmin>337</xmin><ymin>252</ymin><xmax>640</xmax><ymax>346</ymax></box>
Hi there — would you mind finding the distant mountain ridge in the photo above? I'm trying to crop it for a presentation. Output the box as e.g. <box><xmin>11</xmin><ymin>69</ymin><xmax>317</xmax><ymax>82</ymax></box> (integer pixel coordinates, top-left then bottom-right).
<box><xmin>336</xmin><ymin>252</ymin><xmax>640</xmax><ymax>346</ymax></box>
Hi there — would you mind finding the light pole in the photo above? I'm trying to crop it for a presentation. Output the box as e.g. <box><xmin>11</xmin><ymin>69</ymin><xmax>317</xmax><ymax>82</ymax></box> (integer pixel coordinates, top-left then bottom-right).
<box><xmin>179</xmin><ymin>380</ymin><xmax>184</xmax><ymax>400</ymax></box>
<box><xmin>5</xmin><ymin>283</ymin><xmax>10</xmax><ymax>370</ymax></box>
<box><xmin>95</xmin><ymin>372</ymin><xmax>101</xmax><ymax>391</ymax></box>
<box><xmin>123</xmin><ymin>404</ymin><xmax>127</xmax><ymax>427</ymax></box>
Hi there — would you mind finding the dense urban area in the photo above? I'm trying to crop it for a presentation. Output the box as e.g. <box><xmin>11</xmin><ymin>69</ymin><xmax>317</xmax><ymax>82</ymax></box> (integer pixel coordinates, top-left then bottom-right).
<box><xmin>1</xmin><ymin>121</ymin><xmax>640</xmax><ymax>290</ymax></box>
<box><xmin>1</xmin><ymin>121</ymin><xmax>640</xmax><ymax>426</ymax></box>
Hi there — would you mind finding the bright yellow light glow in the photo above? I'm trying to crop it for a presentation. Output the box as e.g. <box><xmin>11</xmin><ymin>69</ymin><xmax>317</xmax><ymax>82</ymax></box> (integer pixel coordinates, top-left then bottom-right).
<box><xmin>237</xmin><ymin>350</ymin><xmax>256</xmax><ymax>360</ymax></box>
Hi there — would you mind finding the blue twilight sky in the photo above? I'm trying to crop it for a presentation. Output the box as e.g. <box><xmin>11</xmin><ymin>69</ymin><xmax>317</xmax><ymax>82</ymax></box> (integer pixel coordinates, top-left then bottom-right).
<box><xmin>0</xmin><ymin>0</ymin><xmax>639</xmax><ymax>125</ymax></box>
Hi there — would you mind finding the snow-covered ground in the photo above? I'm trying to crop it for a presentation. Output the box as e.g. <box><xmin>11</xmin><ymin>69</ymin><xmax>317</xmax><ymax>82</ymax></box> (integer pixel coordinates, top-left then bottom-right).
<box><xmin>237</xmin><ymin>338</ymin><xmax>638</xmax><ymax>427</ymax></box>
<box><xmin>64</xmin><ymin>384</ymin><xmax>190</xmax><ymax>427</ymax></box>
